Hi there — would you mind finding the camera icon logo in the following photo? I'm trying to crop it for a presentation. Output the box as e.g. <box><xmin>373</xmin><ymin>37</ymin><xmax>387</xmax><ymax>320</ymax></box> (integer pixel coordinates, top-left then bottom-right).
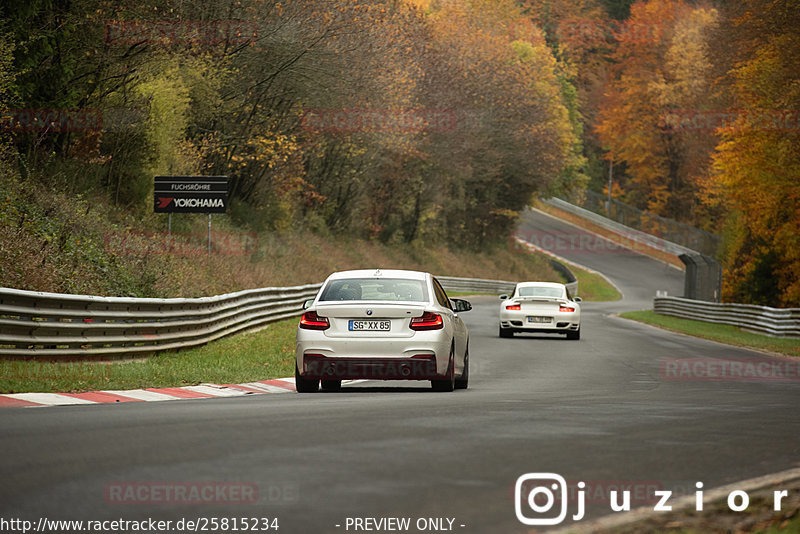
<box><xmin>514</xmin><ymin>473</ymin><xmax>568</xmax><ymax>525</ymax></box>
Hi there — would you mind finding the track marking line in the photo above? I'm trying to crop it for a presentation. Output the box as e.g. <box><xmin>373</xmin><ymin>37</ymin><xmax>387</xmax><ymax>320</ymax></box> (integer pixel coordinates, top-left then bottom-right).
<box><xmin>1</xmin><ymin>392</ymin><xmax>97</xmax><ymax>406</ymax></box>
<box><xmin>60</xmin><ymin>391</ymin><xmax>144</xmax><ymax>403</ymax></box>
<box><xmin>145</xmin><ymin>387</ymin><xmax>215</xmax><ymax>399</ymax></box>
<box><xmin>103</xmin><ymin>389</ymin><xmax>184</xmax><ymax>402</ymax></box>
<box><xmin>0</xmin><ymin>396</ymin><xmax>42</xmax><ymax>407</ymax></box>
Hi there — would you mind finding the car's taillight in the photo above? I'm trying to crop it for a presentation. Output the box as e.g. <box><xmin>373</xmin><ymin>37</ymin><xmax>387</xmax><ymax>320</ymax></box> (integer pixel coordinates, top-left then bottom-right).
<box><xmin>410</xmin><ymin>312</ymin><xmax>443</xmax><ymax>330</ymax></box>
<box><xmin>505</xmin><ymin>304</ymin><xmax>521</xmax><ymax>310</ymax></box>
<box><xmin>559</xmin><ymin>306</ymin><xmax>575</xmax><ymax>312</ymax></box>
<box><xmin>299</xmin><ymin>311</ymin><xmax>330</xmax><ymax>330</ymax></box>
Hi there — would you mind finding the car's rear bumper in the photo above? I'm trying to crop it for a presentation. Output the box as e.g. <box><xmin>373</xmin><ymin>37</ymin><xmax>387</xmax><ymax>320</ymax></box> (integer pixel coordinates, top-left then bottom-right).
<box><xmin>499</xmin><ymin>320</ymin><xmax>580</xmax><ymax>332</ymax></box>
<box><xmin>296</xmin><ymin>330</ymin><xmax>451</xmax><ymax>379</ymax></box>
<box><xmin>299</xmin><ymin>354</ymin><xmax>441</xmax><ymax>380</ymax></box>
<box><xmin>499</xmin><ymin>309</ymin><xmax>580</xmax><ymax>332</ymax></box>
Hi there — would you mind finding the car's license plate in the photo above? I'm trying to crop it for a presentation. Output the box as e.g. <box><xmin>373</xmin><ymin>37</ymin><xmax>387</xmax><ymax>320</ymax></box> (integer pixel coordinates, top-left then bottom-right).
<box><xmin>349</xmin><ymin>320</ymin><xmax>391</xmax><ymax>331</ymax></box>
<box><xmin>527</xmin><ymin>316</ymin><xmax>552</xmax><ymax>323</ymax></box>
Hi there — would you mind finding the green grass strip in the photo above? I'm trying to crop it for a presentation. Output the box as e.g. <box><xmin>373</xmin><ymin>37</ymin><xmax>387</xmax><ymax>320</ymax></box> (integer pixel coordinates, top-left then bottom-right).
<box><xmin>0</xmin><ymin>319</ymin><xmax>298</xmax><ymax>394</ymax></box>
<box><xmin>571</xmin><ymin>265</ymin><xmax>622</xmax><ymax>302</ymax></box>
<box><xmin>620</xmin><ymin>310</ymin><xmax>800</xmax><ymax>358</ymax></box>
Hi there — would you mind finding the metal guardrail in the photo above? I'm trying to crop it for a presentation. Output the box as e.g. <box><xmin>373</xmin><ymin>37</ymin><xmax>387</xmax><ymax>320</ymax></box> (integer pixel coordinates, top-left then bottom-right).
<box><xmin>569</xmin><ymin>190</ymin><xmax>721</xmax><ymax>257</ymax></box>
<box><xmin>0</xmin><ymin>276</ymin><xmax>533</xmax><ymax>358</ymax></box>
<box><xmin>540</xmin><ymin>198</ymin><xmax>695</xmax><ymax>257</ymax></box>
<box><xmin>0</xmin><ymin>284</ymin><xmax>322</xmax><ymax>358</ymax></box>
<box><xmin>538</xmin><ymin>199</ymin><xmax>724</xmax><ymax>303</ymax></box>
<box><xmin>654</xmin><ymin>296</ymin><xmax>800</xmax><ymax>338</ymax></box>
<box><xmin>436</xmin><ymin>276</ymin><xmax>516</xmax><ymax>295</ymax></box>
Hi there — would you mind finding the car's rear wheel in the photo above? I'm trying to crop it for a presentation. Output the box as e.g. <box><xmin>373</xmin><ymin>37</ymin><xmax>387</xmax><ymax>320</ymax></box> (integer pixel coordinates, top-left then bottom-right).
<box><xmin>499</xmin><ymin>325</ymin><xmax>513</xmax><ymax>338</ymax></box>
<box><xmin>455</xmin><ymin>346</ymin><xmax>469</xmax><ymax>390</ymax></box>
<box><xmin>295</xmin><ymin>364</ymin><xmax>319</xmax><ymax>393</ymax></box>
<box><xmin>567</xmin><ymin>327</ymin><xmax>581</xmax><ymax>340</ymax></box>
<box><xmin>321</xmin><ymin>379</ymin><xmax>342</xmax><ymax>391</ymax></box>
<box><xmin>431</xmin><ymin>348</ymin><xmax>455</xmax><ymax>392</ymax></box>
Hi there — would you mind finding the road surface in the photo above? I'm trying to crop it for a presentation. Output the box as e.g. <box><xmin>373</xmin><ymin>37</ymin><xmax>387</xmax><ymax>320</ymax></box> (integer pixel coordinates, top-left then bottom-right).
<box><xmin>1</xmin><ymin>209</ymin><xmax>797</xmax><ymax>533</ymax></box>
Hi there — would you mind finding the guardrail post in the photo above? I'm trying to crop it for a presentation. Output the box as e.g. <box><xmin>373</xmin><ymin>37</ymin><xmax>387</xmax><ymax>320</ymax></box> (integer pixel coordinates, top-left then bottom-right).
<box><xmin>679</xmin><ymin>253</ymin><xmax>722</xmax><ymax>302</ymax></box>
<box><xmin>679</xmin><ymin>253</ymin><xmax>700</xmax><ymax>300</ymax></box>
<box><xmin>699</xmin><ymin>254</ymin><xmax>722</xmax><ymax>303</ymax></box>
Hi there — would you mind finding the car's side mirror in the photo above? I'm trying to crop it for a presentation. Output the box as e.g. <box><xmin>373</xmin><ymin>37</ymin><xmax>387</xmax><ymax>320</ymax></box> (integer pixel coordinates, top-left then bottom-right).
<box><xmin>499</xmin><ymin>294</ymin><xmax>508</xmax><ymax>300</ymax></box>
<box><xmin>451</xmin><ymin>298</ymin><xmax>472</xmax><ymax>312</ymax></box>
<box><xmin>573</xmin><ymin>297</ymin><xmax>582</xmax><ymax>303</ymax></box>
<box><xmin>302</xmin><ymin>299</ymin><xmax>314</xmax><ymax>310</ymax></box>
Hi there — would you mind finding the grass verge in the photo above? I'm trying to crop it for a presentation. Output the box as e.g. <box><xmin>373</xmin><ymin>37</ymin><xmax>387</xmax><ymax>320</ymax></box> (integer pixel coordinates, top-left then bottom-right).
<box><xmin>0</xmin><ymin>320</ymin><xmax>298</xmax><ymax>394</ymax></box>
<box><xmin>620</xmin><ymin>310</ymin><xmax>800</xmax><ymax>358</ymax></box>
<box><xmin>571</xmin><ymin>264</ymin><xmax>622</xmax><ymax>302</ymax></box>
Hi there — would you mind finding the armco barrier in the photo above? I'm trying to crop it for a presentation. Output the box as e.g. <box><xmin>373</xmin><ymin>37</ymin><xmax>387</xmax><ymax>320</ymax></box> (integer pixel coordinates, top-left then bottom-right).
<box><xmin>0</xmin><ymin>276</ymin><xmax>534</xmax><ymax>358</ymax></box>
<box><xmin>436</xmin><ymin>276</ymin><xmax>516</xmax><ymax>295</ymax></box>
<box><xmin>654</xmin><ymin>296</ymin><xmax>800</xmax><ymax>338</ymax></box>
<box><xmin>0</xmin><ymin>284</ymin><xmax>321</xmax><ymax>358</ymax></box>
<box><xmin>565</xmin><ymin>189</ymin><xmax>721</xmax><ymax>257</ymax></box>
<box><xmin>539</xmin><ymin>198</ymin><xmax>695</xmax><ymax>257</ymax></box>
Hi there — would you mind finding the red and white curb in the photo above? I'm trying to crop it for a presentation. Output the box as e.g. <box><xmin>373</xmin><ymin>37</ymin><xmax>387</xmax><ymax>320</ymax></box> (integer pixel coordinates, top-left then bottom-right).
<box><xmin>0</xmin><ymin>378</ymin><xmax>299</xmax><ymax>408</ymax></box>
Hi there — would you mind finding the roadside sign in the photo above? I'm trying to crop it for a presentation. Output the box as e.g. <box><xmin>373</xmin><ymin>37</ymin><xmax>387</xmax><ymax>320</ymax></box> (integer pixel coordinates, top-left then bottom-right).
<box><xmin>154</xmin><ymin>176</ymin><xmax>228</xmax><ymax>213</ymax></box>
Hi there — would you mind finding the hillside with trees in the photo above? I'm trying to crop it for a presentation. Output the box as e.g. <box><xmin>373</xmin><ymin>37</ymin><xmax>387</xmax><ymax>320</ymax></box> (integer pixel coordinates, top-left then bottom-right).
<box><xmin>0</xmin><ymin>0</ymin><xmax>797</xmax><ymax>305</ymax></box>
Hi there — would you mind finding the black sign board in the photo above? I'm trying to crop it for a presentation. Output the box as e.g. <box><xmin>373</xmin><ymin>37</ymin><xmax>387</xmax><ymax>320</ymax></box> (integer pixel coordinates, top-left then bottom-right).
<box><xmin>154</xmin><ymin>176</ymin><xmax>228</xmax><ymax>213</ymax></box>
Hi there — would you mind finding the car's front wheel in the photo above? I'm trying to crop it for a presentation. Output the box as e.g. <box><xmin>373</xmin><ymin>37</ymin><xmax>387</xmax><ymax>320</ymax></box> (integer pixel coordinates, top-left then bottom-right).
<box><xmin>295</xmin><ymin>364</ymin><xmax>319</xmax><ymax>393</ymax></box>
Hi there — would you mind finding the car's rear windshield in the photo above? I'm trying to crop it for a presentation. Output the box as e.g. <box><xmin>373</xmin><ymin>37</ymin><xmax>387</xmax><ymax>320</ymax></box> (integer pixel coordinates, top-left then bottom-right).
<box><xmin>320</xmin><ymin>278</ymin><xmax>429</xmax><ymax>302</ymax></box>
<box><xmin>517</xmin><ymin>286</ymin><xmax>564</xmax><ymax>298</ymax></box>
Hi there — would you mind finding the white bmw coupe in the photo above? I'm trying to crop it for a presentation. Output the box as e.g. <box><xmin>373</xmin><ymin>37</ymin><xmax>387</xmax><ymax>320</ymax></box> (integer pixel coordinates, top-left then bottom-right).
<box><xmin>295</xmin><ymin>269</ymin><xmax>471</xmax><ymax>392</ymax></box>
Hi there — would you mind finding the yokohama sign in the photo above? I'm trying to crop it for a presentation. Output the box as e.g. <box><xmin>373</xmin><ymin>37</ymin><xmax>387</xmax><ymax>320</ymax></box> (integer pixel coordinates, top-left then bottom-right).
<box><xmin>154</xmin><ymin>176</ymin><xmax>228</xmax><ymax>213</ymax></box>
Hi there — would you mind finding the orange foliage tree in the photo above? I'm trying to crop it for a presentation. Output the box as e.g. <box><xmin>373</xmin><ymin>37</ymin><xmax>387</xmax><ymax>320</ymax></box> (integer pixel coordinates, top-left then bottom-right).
<box><xmin>708</xmin><ymin>0</ymin><xmax>800</xmax><ymax>306</ymax></box>
<box><xmin>594</xmin><ymin>0</ymin><xmax>719</xmax><ymax>220</ymax></box>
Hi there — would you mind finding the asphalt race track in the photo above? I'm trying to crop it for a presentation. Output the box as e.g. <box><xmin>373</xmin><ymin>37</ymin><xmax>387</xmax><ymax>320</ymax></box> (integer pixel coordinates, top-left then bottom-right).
<box><xmin>1</xmin><ymin>209</ymin><xmax>798</xmax><ymax>533</ymax></box>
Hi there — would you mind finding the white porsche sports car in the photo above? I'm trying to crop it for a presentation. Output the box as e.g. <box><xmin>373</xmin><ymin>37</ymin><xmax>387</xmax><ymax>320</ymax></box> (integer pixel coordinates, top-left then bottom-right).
<box><xmin>295</xmin><ymin>269</ymin><xmax>471</xmax><ymax>392</ymax></box>
<box><xmin>498</xmin><ymin>282</ymin><xmax>581</xmax><ymax>340</ymax></box>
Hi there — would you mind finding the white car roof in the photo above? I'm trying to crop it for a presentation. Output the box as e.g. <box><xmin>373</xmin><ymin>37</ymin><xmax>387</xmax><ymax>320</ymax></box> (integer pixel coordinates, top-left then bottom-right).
<box><xmin>325</xmin><ymin>269</ymin><xmax>429</xmax><ymax>281</ymax></box>
<box><xmin>516</xmin><ymin>281</ymin><xmax>567</xmax><ymax>289</ymax></box>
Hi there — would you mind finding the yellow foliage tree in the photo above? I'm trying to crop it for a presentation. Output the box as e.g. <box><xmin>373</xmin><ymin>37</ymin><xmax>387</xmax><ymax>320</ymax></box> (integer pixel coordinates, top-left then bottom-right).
<box><xmin>709</xmin><ymin>0</ymin><xmax>800</xmax><ymax>306</ymax></box>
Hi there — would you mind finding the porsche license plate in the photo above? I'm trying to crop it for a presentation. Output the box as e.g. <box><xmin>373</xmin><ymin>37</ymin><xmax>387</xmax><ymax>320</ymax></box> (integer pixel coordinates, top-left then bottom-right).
<box><xmin>349</xmin><ymin>320</ymin><xmax>391</xmax><ymax>331</ymax></box>
<box><xmin>527</xmin><ymin>316</ymin><xmax>552</xmax><ymax>323</ymax></box>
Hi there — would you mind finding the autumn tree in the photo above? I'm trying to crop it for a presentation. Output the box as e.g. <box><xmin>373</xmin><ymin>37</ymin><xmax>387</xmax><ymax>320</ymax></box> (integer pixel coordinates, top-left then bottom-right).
<box><xmin>419</xmin><ymin>0</ymin><xmax>578</xmax><ymax>246</ymax></box>
<box><xmin>594</xmin><ymin>0</ymin><xmax>720</xmax><ymax>221</ymax></box>
<box><xmin>708</xmin><ymin>0</ymin><xmax>800</xmax><ymax>306</ymax></box>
